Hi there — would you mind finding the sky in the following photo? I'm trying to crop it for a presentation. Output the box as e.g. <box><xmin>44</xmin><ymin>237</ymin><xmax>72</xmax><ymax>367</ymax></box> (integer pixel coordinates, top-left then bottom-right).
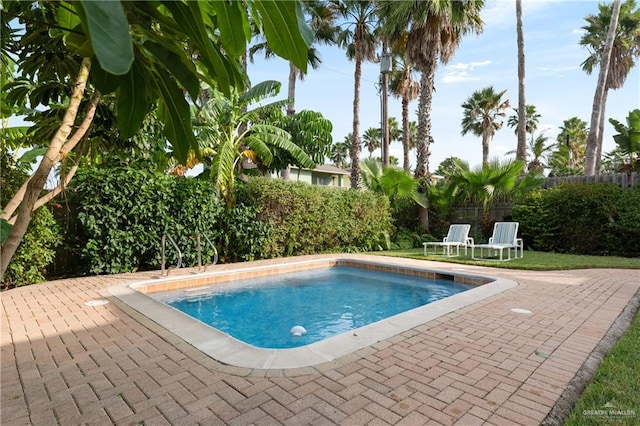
<box><xmin>248</xmin><ymin>0</ymin><xmax>640</xmax><ymax>171</ymax></box>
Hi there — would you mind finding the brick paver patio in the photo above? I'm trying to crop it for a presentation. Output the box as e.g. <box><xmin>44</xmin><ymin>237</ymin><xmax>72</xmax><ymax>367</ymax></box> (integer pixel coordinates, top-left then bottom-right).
<box><xmin>2</xmin><ymin>254</ymin><xmax>639</xmax><ymax>425</ymax></box>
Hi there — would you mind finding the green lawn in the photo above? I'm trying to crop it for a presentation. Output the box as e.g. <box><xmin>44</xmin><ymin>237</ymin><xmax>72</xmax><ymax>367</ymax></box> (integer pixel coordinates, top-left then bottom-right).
<box><xmin>565</xmin><ymin>309</ymin><xmax>640</xmax><ymax>425</ymax></box>
<box><xmin>376</xmin><ymin>248</ymin><xmax>640</xmax><ymax>425</ymax></box>
<box><xmin>375</xmin><ymin>248</ymin><xmax>640</xmax><ymax>270</ymax></box>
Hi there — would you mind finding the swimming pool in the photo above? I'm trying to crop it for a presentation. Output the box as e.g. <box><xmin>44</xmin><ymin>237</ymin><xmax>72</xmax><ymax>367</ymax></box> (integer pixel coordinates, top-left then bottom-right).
<box><xmin>153</xmin><ymin>266</ymin><xmax>474</xmax><ymax>349</ymax></box>
<box><xmin>109</xmin><ymin>256</ymin><xmax>518</xmax><ymax>370</ymax></box>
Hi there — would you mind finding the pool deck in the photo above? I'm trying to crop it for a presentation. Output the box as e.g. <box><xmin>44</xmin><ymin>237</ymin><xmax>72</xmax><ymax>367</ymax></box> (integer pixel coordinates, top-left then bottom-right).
<box><xmin>2</xmin><ymin>254</ymin><xmax>639</xmax><ymax>425</ymax></box>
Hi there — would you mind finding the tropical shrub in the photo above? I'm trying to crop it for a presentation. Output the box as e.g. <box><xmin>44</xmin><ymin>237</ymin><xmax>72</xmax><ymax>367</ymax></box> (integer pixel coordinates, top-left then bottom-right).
<box><xmin>219</xmin><ymin>206</ymin><xmax>272</xmax><ymax>262</ymax></box>
<box><xmin>2</xmin><ymin>207</ymin><xmax>61</xmax><ymax>288</ymax></box>
<box><xmin>608</xmin><ymin>184</ymin><xmax>640</xmax><ymax>257</ymax></box>
<box><xmin>1</xmin><ymin>148</ymin><xmax>61</xmax><ymax>288</ymax></box>
<box><xmin>608</xmin><ymin>109</ymin><xmax>640</xmax><ymax>172</ymax></box>
<box><xmin>61</xmin><ymin>167</ymin><xmax>270</xmax><ymax>275</ymax></box>
<box><xmin>71</xmin><ymin>167</ymin><xmax>174</xmax><ymax>274</ymax></box>
<box><xmin>239</xmin><ymin>177</ymin><xmax>393</xmax><ymax>256</ymax></box>
<box><xmin>390</xmin><ymin>228</ymin><xmax>428</xmax><ymax>250</ymax></box>
<box><xmin>59</xmin><ymin>168</ymin><xmax>393</xmax><ymax>276</ymax></box>
<box><xmin>512</xmin><ymin>183</ymin><xmax>640</xmax><ymax>256</ymax></box>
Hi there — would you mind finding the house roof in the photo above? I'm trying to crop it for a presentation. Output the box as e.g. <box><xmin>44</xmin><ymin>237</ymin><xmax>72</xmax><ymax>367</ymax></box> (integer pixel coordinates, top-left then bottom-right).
<box><xmin>291</xmin><ymin>164</ymin><xmax>351</xmax><ymax>175</ymax></box>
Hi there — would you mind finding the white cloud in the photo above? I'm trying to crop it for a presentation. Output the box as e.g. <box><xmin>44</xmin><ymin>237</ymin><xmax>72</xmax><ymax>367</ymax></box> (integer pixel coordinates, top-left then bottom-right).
<box><xmin>442</xmin><ymin>60</ymin><xmax>492</xmax><ymax>83</ymax></box>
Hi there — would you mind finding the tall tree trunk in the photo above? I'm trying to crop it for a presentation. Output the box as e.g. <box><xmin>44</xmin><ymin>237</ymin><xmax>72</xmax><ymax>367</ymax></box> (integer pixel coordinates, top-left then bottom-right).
<box><xmin>584</xmin><ymin>0</ymin><xmax>621</xmax><ymax>176</ymax></box>
<box><xmin>515</xmin><ymin>0</ymin><xmax>527</xmax><ymax>163</ymax></box>
<box><xmin>414</xmin><ymin>62</ymin><xmax>436</xmax><ymax>232</ymax></box>
<box><xmin>350</xmin><ymin>57</ymin><xmax>363</xmax><ymax>189</ymax></box>
<box><xmin>482</xmin><ymin>131</ymin><xmax>490</xmax><ymax>166</ymax></box>
<box><xmin>287</xmin><ymin>61</ymin><xmax>297</xmax><ymax>117</ymax></box>
<box><xmin>414</xmin><ymin>67</ymin><xmax>435</xmax><ymax>179</ymax></box>
<box><xmin>1</xmin><ymin>58</ymin><xmax>96</xmax><ymax>280</ymax></box>
<box><xmin>402</xmin><ymin>96</ymin><xmax>410</xmax><ymax>172</ymax></box>
<box><xmin>280</xmin><ymin>62</ymin><xmax>298</xmax><ymax>181</ymax></box>
<box><xmin>595</xmin><ymin>88</ymin><xmax>610</xmax><ymax>172</ymax></box>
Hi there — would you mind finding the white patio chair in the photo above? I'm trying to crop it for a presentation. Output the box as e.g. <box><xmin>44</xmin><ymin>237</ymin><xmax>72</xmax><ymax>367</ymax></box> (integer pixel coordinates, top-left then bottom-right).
<box><xmin>472</xmin><ymin>222</ymin><xmax>523</xmax><ymax>261</ymax></box>
<box><xmin>423</xmin><ymin>224</ymin><xmax>474</xmax><ymax>257</ymax></box>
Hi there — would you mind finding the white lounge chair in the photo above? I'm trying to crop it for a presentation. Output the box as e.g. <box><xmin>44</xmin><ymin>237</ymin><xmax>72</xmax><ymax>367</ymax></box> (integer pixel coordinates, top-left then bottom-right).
<box><xmin>423</xmin><ymin>224</ymin><xmax>473</xmax><ymax>257</ymax></box>
<box><xmin>472</xmin><ymin>221</ymin><xmax>523</xmax><ymax>261</ymax></box>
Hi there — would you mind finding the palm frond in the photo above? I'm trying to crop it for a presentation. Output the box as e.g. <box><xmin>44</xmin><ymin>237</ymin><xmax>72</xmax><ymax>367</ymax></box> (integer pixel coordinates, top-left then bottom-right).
<box><xmin>239</xmin><ymin>80</ymin><xmax>281</xmax><ymax>104</ymax></box>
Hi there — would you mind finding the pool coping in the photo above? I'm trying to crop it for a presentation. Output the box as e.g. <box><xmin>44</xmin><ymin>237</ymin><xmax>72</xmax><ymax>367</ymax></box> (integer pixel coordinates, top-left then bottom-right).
<box><xmin>108</xmin><ymin>257</ymin><xmax>518</xmax><ymax>370</ymax></box>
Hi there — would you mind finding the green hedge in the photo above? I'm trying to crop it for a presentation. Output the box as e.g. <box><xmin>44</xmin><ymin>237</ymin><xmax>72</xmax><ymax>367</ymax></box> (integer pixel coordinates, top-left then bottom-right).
<box><xmin>62</xmin><ymin>167</ymin><xmax>268</xmax><ymax>275</ymax></box>
<box><xmin>512</xmin><ymin>183</ymin><xmax>640</xmax><ymax>256</ymax></box>
<box><xmin>59</xmin><ymin>169</ymin><xmax>392</xmax><ymax>276</ymax></box>
<box><xmin>238</xmin><ymin>177</ymin><xmax>393</xmax><ymax>257</ymax></box>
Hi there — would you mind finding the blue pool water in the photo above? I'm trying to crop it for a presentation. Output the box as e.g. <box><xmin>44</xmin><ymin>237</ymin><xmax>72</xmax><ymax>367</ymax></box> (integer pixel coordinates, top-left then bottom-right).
<box><xmin>159</xmin><ymin>266</ymin><xmax>473</xmax><ymax>349</ymax></box>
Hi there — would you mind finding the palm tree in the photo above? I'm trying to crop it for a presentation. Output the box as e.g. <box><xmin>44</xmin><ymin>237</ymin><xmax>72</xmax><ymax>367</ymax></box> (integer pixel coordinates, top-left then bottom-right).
<box><xmin>362</xmin><ymin>127</ymin><xmax>381</xmax><ymax>158</ymax></box>
<box><xmin>389</xmin><ymin>58</ymin><xmax>420</xmax><ymax>172</ymax></box>
<box><xmin>331</xmin><ymin>0</ymin><xmax>379</xmax><ymax>188</ymax></box>
<box><xmin>448</xmin><ymin>158</ymin><xmax>541</xmax><ymax>233</ymax></box>
<box><xmin>379</xmin><ymin>0</ymin><xmax>484</xmax><ymax>180</ymax></box>
<box><xmin>507</xmin><ymin>133</ymin><xmax>553</xmax><ymax>174</ymax></box>
<box><xmin>550</xmin><ymin>116</ymin><xmax>589</xmax><ymax>173</ymax></box>
<box><xmin>515</xmin><ymin>0</ymin><xmax>527</xmax><ymax>162</ymax></box>
<box><xmin>526</xmin><ymin>134</ymin><xmax>553</xmax><ymax>174</ymax></box>
<box><xmin>360</xmin><ymin>159</ymin><xmax>426</xmax><ymax>210</ymax></box>
<box><xmin>330</xmin><ymin>137</ymin><xmax>350</xmax><ymax>168</ymax></box>
<box><xmin>387</xmin><ymin>117</ymin><xmax>401</xmax><ymax>144</ymax></box>
<box><xmin>507</xmin><ymin>104</ymin><xmax>541</xmax><ymax>144</ymax></box>
<box><xmin>461</xmin><ymin>86</ymin><xmax>510</xmax><ymax>166</ymax></box>
<box><xmin>378</xmin><ymin>0</ymin><xmax>484</xmax><ymax>232</ymax></box>
<box><xmin>581</xmin><ymin>0</ymin><xmax>640</xmax><ymax>175</ymax></box>
<box><xmin>382</xmin><ymin>22</ymin><xmax>420</xmax><ymax>172</ymax></box>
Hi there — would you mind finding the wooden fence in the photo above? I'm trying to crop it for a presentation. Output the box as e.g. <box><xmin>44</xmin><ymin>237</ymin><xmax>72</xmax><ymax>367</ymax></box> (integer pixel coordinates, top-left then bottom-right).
<box><xmin>543</xmin><ymin>172</ymin><xmax>639</xmax><ymax>189</ymax></box>
<box><xmin>451</xmin><ymin>202</ymin><xmax>513</xmax><ymax>235</ymax></box>
<box><xmin>451</xmin><ymin>173</ymin><xmax>638</xmax><ymax>230</ymax></box>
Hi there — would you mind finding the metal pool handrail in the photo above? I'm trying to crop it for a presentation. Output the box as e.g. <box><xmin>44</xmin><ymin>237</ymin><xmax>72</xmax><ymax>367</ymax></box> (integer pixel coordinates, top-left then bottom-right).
<box><xmin>197</xmin><ymin>232</ymin><xmax>218</xmax><ymax>272</ymax></box>
<box><xmin>161</xmin><ymin>234</ymin><xmax>182</xmax><ymax>276</ymax></box>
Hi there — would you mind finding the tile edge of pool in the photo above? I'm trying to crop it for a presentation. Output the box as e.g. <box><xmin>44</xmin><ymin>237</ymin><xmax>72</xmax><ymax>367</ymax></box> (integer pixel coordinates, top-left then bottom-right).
<box><xmin>107</xmin><ymin>256</ymin><xmax>518</xmax><ymax>371</ymax></box>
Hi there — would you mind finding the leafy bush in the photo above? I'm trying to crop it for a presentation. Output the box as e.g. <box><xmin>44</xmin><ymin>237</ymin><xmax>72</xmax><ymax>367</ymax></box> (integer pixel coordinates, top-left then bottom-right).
<box><xmin>71</xmin><ymin>167</ymin><xmax>174</xmax><ymax>274</ymax></box>
<box><xmin>239</xmin><ymin>177</ymin><xmax>393</xmax><ymax>256</ymax></box>
<box><xmin>1</xmin><ymin>148</ymin><xmax>62</xmax><ymax>288</ymax></box>
<box><xmin>2</xmin><ymin>207</ymin><xmax>61</xmax><ymax>288</ymax></box>
<box><xmin>390</xmin><ymin>228</ymin><xmax>424</xmax><ymax>250</ymax></box>
<box><xmin>219</xmin><ymin>206</ymin><xmax>272</xmax><ymax>262</ymax></box>
<box><xmin>57</xmin><ymin>170</ymin><xmax>394</xmax><ymax>276</ymax></box>
<box><xmin>608</xmin><ymin>184</ymin><xmax>640</xmax><ymax>257</ymax></box>
<box><xmin>62</xmin><ymin>167</ymin><xmax>271</xmax><ymax>275</ymax></box>
<box><xmin>512</xmin><ymin>183</ymin><xmax>639</xmax><ymax>256</ymax></box>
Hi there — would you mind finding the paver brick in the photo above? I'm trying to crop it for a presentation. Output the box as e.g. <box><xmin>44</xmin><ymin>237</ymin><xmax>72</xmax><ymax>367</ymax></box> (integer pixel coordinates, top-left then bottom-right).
<box><xmin>454</xmin><ymin>412</ymin><xmax>485</xmax><ymax>425</ymax></box>
<box><xmin>2</xmin><ymin>256</ymin><xmax>638</xmax><ymax>426</ymax></box>
<box><xmin>283</xmin><ymin>407</ymin><xmax>322</xmax><ymax>425</ymax></box>
<box><xmin>435</xmin><ymin>386</ymin><xmax>464</xmax><ymax>404</ymax></box>
<box><xmin>259</xmin><ymin>399</ymin><xmax>294</xmax><ymax>422</ymax></box>
<box><xmin>418</xmin><ymin>403</ymin><xmax>455</xmax><ymax>425</ymax></box>
<box><xmin>364</xmin><ymin>401</ymin><xmax>403</xmax><ymax>424</ymax></box>
<box><xmin>397</xmin><ymin>410</ymin><xmax>430</xmax><ymax>425</ymax></box>
<box><xmin>443</xmin><ymin>398</ymin><xmax>473</xmax><ymax>419</ymax></box>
